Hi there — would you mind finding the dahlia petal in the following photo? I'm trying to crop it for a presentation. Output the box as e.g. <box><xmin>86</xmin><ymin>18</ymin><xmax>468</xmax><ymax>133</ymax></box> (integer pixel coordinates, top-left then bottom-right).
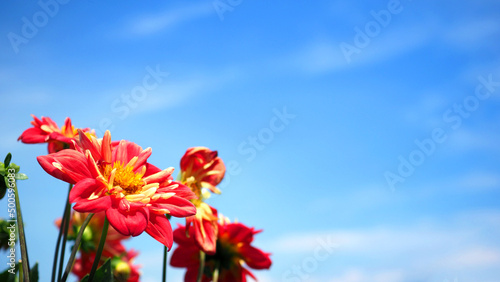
<box><xmin>225</xmin><ymin>223</ymin><xmax>255</xmax><ymax>244</ymax></box>
<box><xmin>73</xmin><ymin>196</ymin><xmax>112</xmax><ymax>213</ymax></box>
<box><xmin>85</xmin><ymin>151</ymin><xmax>102</xmax><ymax>178</ymax></box>
<box><xmin>192</xmin><ymin>215</ymin><xmax>217</xmax><ymax>255</ymax></box>
<box><xmin>62</xmin><ymin>117</ymin><xmax>73</xmax><ymax>136</ymax></box>
<box><xmin>201</xmin><ymin>159</ymin><xmax>225</xmax><ymax>186</ymax></box>
<box><xmin>69</xmin><ymin>178</ymin><xmax>106</xmax><ymax>203</ymax></box>
<box><xmin>145</xmin><ymin>214</ymin><xmax>173</xmax><ymax>249</ymax></box>
<box><xmin>157</xmin><ymin>182</ymin><xmax>196</xmax><ymax>200</ymax></box>
<box><xmin>37</xmin><ymin>150</ymin><xmax>92</xmax><ymax>184</ymax></box>
<box><xmin>113</xmin><ymin>140</ymin><xmax>143</xmax><ymax>164</ymax></box>
<box><xmin>41</xmin><ymin>116</ymin><xmax>59</xmax><ymax>130</ymax></box>
<box><xmin>221</xmin><ymin>264</ymin><xmax>246</xmax><ymax>282</ymax></box>
<box><xmin>170</xmin><ymin>244</ymin><xmax>200</xmax><ymax>268</ymax></box>
<box><xmin>144</xmin><ymin>163</ymin><xmax>161</xmax><ymax>177</ymax></box>
<box><xmin>143</xmin><ymin>167</ymin><xmax>174</xmax><ymax>185</ymax></box>
<box><xmin>101</xmin><ymin>130</ymin><xmax>112</xmax><ymax>164</ymax></box>
<box><xmin>199</xmin><ymin>182</ymin><xmax>221</xmax><ymax>194</ymax></box>
<box><xmin>78</xmin><ymin>130</ymin><xmax>101</xmax><ymax>161</ymax></box>
<box><xmin>184</xmin><ymin>266</ymin><xmax>202</xmax><ymax>282</ymax></box>
<box><xmin>151</xmin><ymin>196</ymin><xmax>196</xmax><ymax>217</ymax></box>
<box><xmin>180</xmin><ymin>147</ymin><xmax>214</xmax><ymax>172</ymax></box>
<box><xmin>48</xmin><ymin>132</ymin><xmax>73</xmax><ymax>144</ymax></box>
<box><xmin>106</xmin><ymin>207</ymin><xmax>149</xmax><ymax>237</ymax></box>
<box><xmin>241</xmin><ymin>266</ymin><xmax>257</xmax><ymax>281</ymax></box>
<box><xmin>133</xmin><ymin>147</ymin><xmax>152</xmax><ymax>172</ymax></box>
<box><xmin>18</xmin><ymin>127</ymin><xmax>47</xmax><ymax>143</ymax></box>
<box><xmin>239</xmin><ymin>244</ymin><xmax>272</xmax><ymax>269</ymax></box>
<box><xmin>47</xmin><ymin>142</ymin><xmax>66</xmax><ymax>154</ymax></box>
<box><xmin>172</xmin><ymin>224</ymin><xmax>193</xmax><ymax>245</ymax></box>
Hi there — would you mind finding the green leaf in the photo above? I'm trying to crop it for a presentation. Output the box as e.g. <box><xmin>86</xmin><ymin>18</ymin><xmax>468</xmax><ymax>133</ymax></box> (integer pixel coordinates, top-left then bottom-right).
<box><xmin>0</xmin><ymin>263</ymin><xmax>19</xmax><ymax>282</ymax></box>
<box><xmin>8</xmin><ymin>163</ymin><xmax>20</xmax><ymax>174</ymax></box>
<box><xmin>0</xmin><ymin>180</ymin><xmax>6</xmax><ymax>200</ymax></box>
<box><xmin>80</xmin><ymin>258</ymin><xmax>113</xmax><ymax>282</ymax></box>
<box><xmin>3</xmin><ymin>153</ymin><xmax>12</xmax><ymax>168</ymax></box>
<box><xmin>29</xmin><ymin>262</ymin><xmax>38</xmax><ymax>282</ymax></box>
<box><xmin>14</xmin><ymin>173</ymin><xmax>28</xmax><ymax>181</ymax></box>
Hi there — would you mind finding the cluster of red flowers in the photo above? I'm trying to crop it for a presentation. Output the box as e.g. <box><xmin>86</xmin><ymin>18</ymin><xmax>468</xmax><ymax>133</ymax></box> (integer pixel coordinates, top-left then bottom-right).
<box><xmin>56</xmin><ymin>212</ymin><xmax>140</xmax><ymax>281</ymax></box>
<box><xmin>18</xmin><ymin>115</ymin><xmax>272</xmax><ymax>281</ymax></box>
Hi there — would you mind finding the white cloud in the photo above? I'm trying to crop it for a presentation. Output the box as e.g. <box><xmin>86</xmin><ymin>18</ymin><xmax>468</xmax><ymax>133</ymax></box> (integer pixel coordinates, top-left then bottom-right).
<box><xmin>454</xmin><ymin>171</ymin><xmax>500</xmax><ymax>191</ymax></box>
<box><xmin>282</xmin><ymin>12</ymin><xmax>500</xmax><ymax>75</ymax></box>
<box><xmin>447</xmin><ymin>129</ymin><xmax>500</xmax><ymax>153</ymax></box>
<box><xmin>439</xmin><ymin>247</ymin><xmax>500</xmax><ymax>269</ymax></box>
<box><xmin>329</xmin><ymin>268</ymin><xmax>405</xmax><ymax>282</ymax></box>
<box><xmin>281</xmin><ymin>21</ymin><xmax>432</xmax><ymax>75</ymax></box>
<box><xmin>129</xmin><ymin>3</ymin><xmax>213</xmax><ymax>35</ymax></box>
<box><xmin>131</xmin><ymin>68</ymin><xmax>240</xmax><ymax>115</ymax></box>
<box><xmin>443</xmin><ymin>19</ymin><xmax>500</xmax><ymax>50</ymax></box>
<box><xmin>134</xmin><ymin>77</ymin><xmax>208</xmax><ymax>114</ymax></box>
<box><xmin>267</xmin><ymin>210</ymin><xmax>500</xmax><ymax>281</ymax></box>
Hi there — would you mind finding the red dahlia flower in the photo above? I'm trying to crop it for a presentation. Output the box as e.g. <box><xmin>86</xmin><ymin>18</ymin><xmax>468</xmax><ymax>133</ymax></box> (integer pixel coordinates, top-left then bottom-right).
<box><xmin>73</xmin><ymin>249</ymin><xmax>141</xmax><ymax>282</ymax></box>
<box><xmin>170</xmin><ymin>218</ymin><xmax>272</xmax><ymax>282</ymax></box>
<box><xmin>38</xmin><ymin>130</ymin><xmax>197</xmax><ymax>248</ymax></box>
<box><xmin>18</xmin><ymin>115</ymin><xmax>94</xmax><ymax>153</ymax></box>
<box><xmin>179</xmin><ymin>147</ymin><xmax>226</xmax><ymax>254</ymax></box>
<box><xmin>180</xmin><ymin>147</ymin><xmax>226</xmax><ymax>195</ymax></box>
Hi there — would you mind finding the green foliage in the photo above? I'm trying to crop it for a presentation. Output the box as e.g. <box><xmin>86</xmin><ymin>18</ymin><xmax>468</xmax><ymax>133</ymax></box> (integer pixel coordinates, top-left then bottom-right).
<box><xmin>80</xmin><ymin>258</ymin><xmax>113</xmax><ymax>282</ymax></box>
<box><xmin>0</xmin><ymin>153</ymin><xmax>28</xmax><ymax>200</ymax></box>
<box><xmin>0</xmin><ymin>262</ymin><xmax>39</xmax><ymax>282</ymax></box>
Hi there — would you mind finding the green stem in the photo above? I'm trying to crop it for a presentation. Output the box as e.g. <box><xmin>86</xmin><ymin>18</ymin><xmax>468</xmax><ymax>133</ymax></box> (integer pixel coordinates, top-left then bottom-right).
<box><xmin>213</xmin><ymin>260</ymin><xmax>220</xmax><ymax>282</ymax></box>
<box><xmin>162</xmin><ymin>245</ymin><xmax>168</xmax><ymax>282</ymax></box>
<box><xmin>51</xmin><ymin>206</ymin><xmax>67</xmax><ymax>282</ymax></box>
<box><xmin>61</xmin><ymin>213</ymin><xmax>94</xmax><ymax>282</ymax></box>
<box><xmin>57</xmin><ymin>184</ymin><xmax>72</xmax><ymax>282</ymax></box>
<box><xmin>88</xmin><ymin>216</ymin><xmax>109</xmax><ymax>282</ymax></box>
<box><xmin>196</xmin><ymin>250</ymin><xmax>205</xmax><ymax>282</ymax></box>
<box><xmin>13</xmin><ymin>178</ymin><xmax>30</xmax><ymax>281</ymax></box>
<box><xmin>19</xmin><ymin>261</ymin><xmax>23</xmax><ymax>282</ymax></box>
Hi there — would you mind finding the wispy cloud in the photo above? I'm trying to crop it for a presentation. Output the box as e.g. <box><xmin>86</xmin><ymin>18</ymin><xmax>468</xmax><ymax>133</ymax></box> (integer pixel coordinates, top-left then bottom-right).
<box><xmin>279</xmin><ymin>23</ymin><xmax>432</xmax><ymax>75</ymax></box>
<box><xmin>454</xmin><ymin>171</ymin><xmax>500</xmax><ymax>191</ymax></box>
<box><xmin>329</xmin><ymin>268</ymin><xmax>405</xmax><ymax>282</ymax></box>
<box><xmin>447</xmin><ymin>129</ymin><xmax>500</xmax><ymax>153</ymax></box>
<box><xmin>439</xmin><ymin>247</ymin><xmax>500</xmax><ymax>269</ymax></box>
<box><xmin>282</xmin><ymin>13</ymin><xmax>500</xmax><ymax>75</ymax></box>
<box><xmin>266</xmin><ymin>210</ymin><xmax>500</xmax><ymax>281</ymax></box>
<box><xmin>131</xmin><ymin>68</ymin><xmax>240</xmax><ymax>115</ymax></box>
<box><xmin>443</xmin><ymin>19</ymin><xmax>500</xmax><ymax>50</ymax></box>
<box><xmin>129</xmin><ymin>2</ymin><xmax>213</xmax><ymax>35</ymax></box>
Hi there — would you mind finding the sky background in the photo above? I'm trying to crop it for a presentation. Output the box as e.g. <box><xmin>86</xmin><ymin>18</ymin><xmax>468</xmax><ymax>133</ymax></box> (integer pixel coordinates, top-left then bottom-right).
<box><xmin>1</xmin><ymin>0</ymin><xmax>500</xmax><ymax>281</ymax></box>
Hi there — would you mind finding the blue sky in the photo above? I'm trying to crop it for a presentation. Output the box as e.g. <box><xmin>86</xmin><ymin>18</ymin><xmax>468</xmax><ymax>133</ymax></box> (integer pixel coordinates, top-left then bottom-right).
<box><xmin>1</xmin><ymin>0</ymin><xmax>500</xmax><ymax>281</ymax></box>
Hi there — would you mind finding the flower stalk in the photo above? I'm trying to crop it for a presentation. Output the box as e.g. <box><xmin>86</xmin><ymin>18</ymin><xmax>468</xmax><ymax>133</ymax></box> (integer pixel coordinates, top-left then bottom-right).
<box><xmin>213</xmin><ymin>260</ymin><xmax>220</xmax><ymax>282</ymax></box>
<box><xmin>61</xmin><ymin>213</ymin><xmax>94</xmax><ymax>282</ymax></box>
<box><xmin>56</xmin><ymin>184</ymin><xmax>72</xmax><ymax>282</ymax></box>
<box><xmin>13</xmin><ymin>174</ymin><xmax>30</xmax><ymax>281</ymax></box>
<box><xmin>196</xmin><ymin>250</ymin><xmax>205</xmax><ymax>282</ymax></box>
<box><xmin>88</xmin><ymin>216</ymin><xmax>109</xmax><ymax>281</ymax></box>
<box><xmin>162</xmin><ymin>245</ymin><xmax>168</xmax><ymax>282</ymax></box>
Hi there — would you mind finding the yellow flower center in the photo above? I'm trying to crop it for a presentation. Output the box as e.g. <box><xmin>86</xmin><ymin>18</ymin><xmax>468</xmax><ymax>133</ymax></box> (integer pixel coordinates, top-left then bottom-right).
<box><xmin>103</xmin><ymin>161</ymin><xmax>145</xmax><ymax>195</ymax></box>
